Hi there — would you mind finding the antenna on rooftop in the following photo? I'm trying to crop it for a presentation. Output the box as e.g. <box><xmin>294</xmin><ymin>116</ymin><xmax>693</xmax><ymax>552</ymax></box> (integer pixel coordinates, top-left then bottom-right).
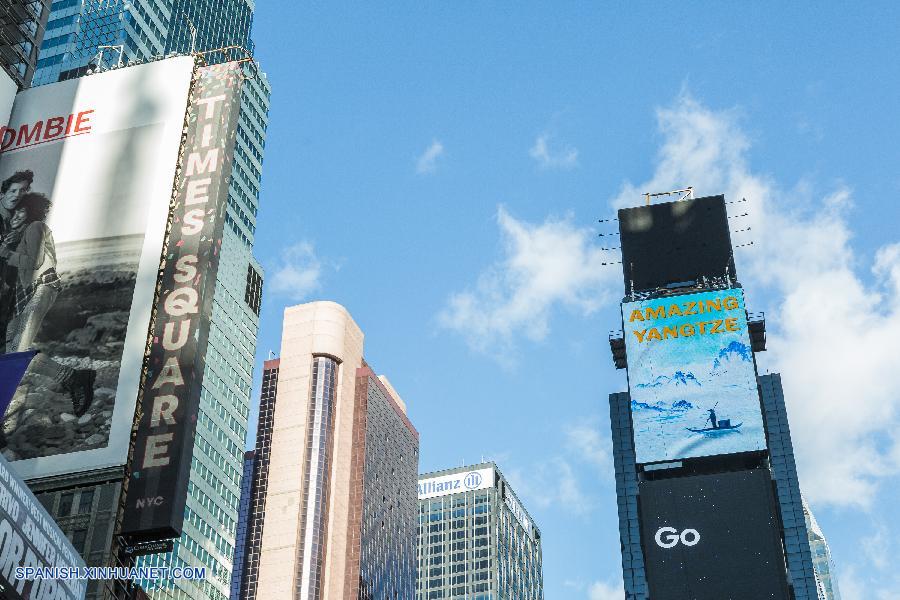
<box><xmin>643</xmin><ymin>186</ymin><xmax>694</xmax><ymax>205</ymax></box>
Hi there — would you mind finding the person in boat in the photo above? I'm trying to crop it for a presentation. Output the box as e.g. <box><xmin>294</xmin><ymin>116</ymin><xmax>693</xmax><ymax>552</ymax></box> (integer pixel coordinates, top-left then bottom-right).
<box><xmin>706</xmin><ymin>408</ymin><xmax>718</xmax><ymax>429</ymax></box>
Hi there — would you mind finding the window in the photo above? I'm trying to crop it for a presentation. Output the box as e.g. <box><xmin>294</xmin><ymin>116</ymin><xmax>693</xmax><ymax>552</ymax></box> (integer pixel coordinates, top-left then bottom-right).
<box><xmin>70</xmin><ymin>529</ymin><xmax>87</xmax><ymax>554</ymax></box>
<box><xmin>78</xmin><ymin>489</ymin><xmax>94</xmax><ymax>514</ymax></box>
<box><xmin>58</xmin><ymin>492</ymin><xmax>73</xmax><ymax>516</ymax></box>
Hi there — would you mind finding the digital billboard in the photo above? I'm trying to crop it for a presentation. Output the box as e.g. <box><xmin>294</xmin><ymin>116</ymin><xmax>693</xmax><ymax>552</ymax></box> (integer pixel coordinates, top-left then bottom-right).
<box><xmin>121</xmin><ymin>61</ymin><xmax>245</xmax><ymax>540</ymax></box>
<box><xmin>0</xmin><ymin>57</ymin><xmax>196</xmax><ymax>480</ymax></box>
<box><xmin>623</xmin><ymin>288</ymin><xmax>767</xmax><ymax>464</ymax></box>
<box><xmin>639</xmin><ymin>470</ymin><xmax>790</xmax><ymax>600</ymax></box>
<box><xmin>618</xmin><ymin>195</ymin><xmax>736</xmax><ymax>293</ymax></box>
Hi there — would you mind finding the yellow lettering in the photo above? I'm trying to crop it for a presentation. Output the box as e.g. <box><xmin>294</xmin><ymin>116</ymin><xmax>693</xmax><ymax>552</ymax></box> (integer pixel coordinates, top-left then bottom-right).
<box><xmin>706</xmin><ymin>298</ymin><xmax>722</xmax><ymax>312</ymax></box>
<box><xmin>723</xmin><ymin>296</ymin><xmax>739</xmax><ymax>310</ymax></box>
<box><xmin>667</xmin><ymin>304</ymin><xmax>683</xmax><ymax>318</ymax></box>
<box><xmin>629</xmin><ymin>309</ymin><xmax>645</xmax><ymax>322</ymax></box>
<box><xmin>633</xmin><ymin>329</ymin><xmax>646</xmax><ymax>343</ymax></box>
<box><xmin>710</xmin><ymin>319</ymin><xmax>724</xmax><ymax>334</ymax></box>
<box><xmin>697</xmin><ymin>321</ymin><xmax>710</xmax><ymax>334</ymax></box>
<box><xmin>680</xmin><ymin>324</ymin><xmax>696</xmax><ymax>337</ymax></box>
<box><xmin>646</xmin><ymin>328</ymin><xmax>662</xmax><ymax>341</ymax></box>
<box><xmin>662</xmin><ymin>325</ymin><xmax>679</xmax><ymax>340</ymax></box>
<box><xmin>646</xmin><ymin>306</ymin><xmax>665</xmax><ymax>320</ymax></box>
<box><xmin>684</xmin><ymin>301</ymin><xmax>697</xmax><ymax>315</ymax></box>
<box><xmin>725</xmin><ymin>317</ymin><xmax>739</xmax><ymax>332</ymax></box>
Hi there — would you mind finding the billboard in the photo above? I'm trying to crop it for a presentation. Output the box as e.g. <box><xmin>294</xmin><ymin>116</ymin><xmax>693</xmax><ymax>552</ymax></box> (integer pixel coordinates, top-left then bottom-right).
<box><xmin>618</xmin><ymin>195</ymin><xmax>736</xmax><ymax>293</ymax></box>
<box><xmin>418</xmin><ymin>467</ymin><xmax>494</xmax><ymax>500</ymax></box>
<box><xmin>623</xmin><ymin>288</ymin><xmax>767</xmax><ymax>463</ymax></box>
<box><xmin>0</xmin><ymin>56</ymin><xmax>196</xmax><ymax>479</ymax></box>
<box><xmin>121</xmin><ymin>61</ymin><xmax>245</xmax><ymax>540</ymax></box>
<box><xmin>639</xmin><ymin>470</ymin><xmax>790</xmax><ymax>600</ymax></box>
<box><xmin>0</xmin><ymin>453</ymin><xmax>86</xmax><ymax>600</ymax></box>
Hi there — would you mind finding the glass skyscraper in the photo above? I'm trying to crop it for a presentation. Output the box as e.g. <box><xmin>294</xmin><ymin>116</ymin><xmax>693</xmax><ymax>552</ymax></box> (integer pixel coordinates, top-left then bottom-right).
<box><xmin>0</xmin><ymin>0</ymin><xmax>51</xmax><ymax>87</ymax></box>
<box><xmin>25</xmin><ymin>2</ymin><xmax>270</xmax><ymax>599</ymax></box>
<box><xmin>803</xmin><ymin>497</ymin><xmax>842</xmax><ymax>599</ymax></box>
<box><xmin>417</xmin><ymin>463</ymin><xmax>544</xmax><ymax>600</ymax></box>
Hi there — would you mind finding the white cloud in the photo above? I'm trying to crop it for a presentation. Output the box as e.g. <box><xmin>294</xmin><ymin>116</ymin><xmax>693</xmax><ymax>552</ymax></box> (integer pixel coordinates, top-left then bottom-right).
<box><xmin>269</xmin><ymin>241</ymin><xmax>323</xmax><ymax>301</ymax></box>
<box><xmin>416</xmin><ymin>139</ymin><xmax>444</xmax><ymax>174</ymax></box>
<box><xmin>505</xmin><ymin>458</ymin><xmax>595</xmax><ymax>516</ymax></box>
<box><xmin>839</xmin><ymin>564</ymin><xmax>900</xmax><ymax>600</ymax></box>
<box><xmin>439</xmin><ymin>206</ymin><xmax>618</xmax><ymax>355</ymax></box>
<box><xmin>566</xmin><ymin>420</ymin><xmax>613</xmax><ymax>476</ymax></box>
<box><xmin>611</xmin><ymin>91</ymin><xmax>900</xmax><ymax>507</ymax></box>
<box><xmin>861</xmin><ymin>524</ymin><xmax>890</xmax><ymax>571</ymax></box>
<box><xmin>529</xmin><ymin>133</ymin><xmax>579</xmax><ymax>170</ymax></box>
<box><xmin>589</xmin><ymin>579</ymin><xmax>625</xmax><ymax>600</ymax></box>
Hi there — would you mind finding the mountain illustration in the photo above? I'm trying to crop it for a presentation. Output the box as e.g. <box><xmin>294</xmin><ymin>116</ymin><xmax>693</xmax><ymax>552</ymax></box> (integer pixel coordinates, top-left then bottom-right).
<box><xmin>631</xmin><ymin>400</ymin><xmax>665</xmax><ymax>412</ymax></box>
<box><xmin>631</xmin><ymin>399</ymin><xmax>695</xmax><ymax>412</ymax></box>
<box><xmin>635</xmin><ymin>370</ymin><xmax>701</xmax><ymax>389</ymax></box>
<box><xmin>713</xmin><ymin>341</ymin><xmax>753</xmax><ymax>368</ymax></box>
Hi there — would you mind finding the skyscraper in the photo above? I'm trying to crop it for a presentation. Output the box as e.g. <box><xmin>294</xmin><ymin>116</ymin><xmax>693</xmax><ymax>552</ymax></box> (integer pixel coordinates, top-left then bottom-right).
<box><xmin>251</xmin><ymin>301</ymin><xmax>420</xmax><ymax>599</ymax></box>
<box><xmin>417</xmin><ymin>463</ymin><xmax>544</xmax><ymax>600</ymax></box>
<box><xmin>803</xmin><ymin>498</ymin><xmax>842</xmax><ymax>600</ymax></box>
<box><xmin>606</xmin><ymin>193</ymin><xmax>821</xmax><ymax>599</ymax></box>
<box><xmin>21</xmin><ymin>3</ymin><xmax>270</xmax><ymax>599</ymax></box>
<box><xmin>234</xmin><ymin>358</ymin><xmax>281</xmax><ymax>600</ymax></box>
<box><xmin>0</xmin><ymin>0</ymin><xmax>51</xmax><ymax>87</ymax></box>
<box><xmin>230</xmin><ymin>450</ymin><xmax>256</xmax><ymax>599</ymax></box>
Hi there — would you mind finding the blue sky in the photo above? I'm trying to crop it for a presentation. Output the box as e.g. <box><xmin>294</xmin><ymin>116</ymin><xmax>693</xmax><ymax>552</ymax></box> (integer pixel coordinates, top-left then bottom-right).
<box><xmin>249</xmin><ymin>3</ymin><xmax>900</xmax><ymax>598</ymax></box>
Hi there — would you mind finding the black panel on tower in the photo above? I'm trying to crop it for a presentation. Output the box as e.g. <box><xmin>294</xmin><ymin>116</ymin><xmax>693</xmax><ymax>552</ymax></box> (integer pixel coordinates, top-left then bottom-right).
<box><xmin>639</xmin><ymin>469</ymin><xmax>791</xmax><ymax>600</ymax></box>
<box><xmin>618</xmin><ymin>195</ymin><xmax>736</xmax><ymax>293</ymax></box>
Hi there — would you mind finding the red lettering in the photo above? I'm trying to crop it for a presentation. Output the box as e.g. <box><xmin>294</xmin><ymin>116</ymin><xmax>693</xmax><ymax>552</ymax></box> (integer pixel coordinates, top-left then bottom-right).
<box><xmin>17</xmin><ymin>121</ymin><xmax>43</xmax><ymax>146</ymax></box>
<box><xmin>43</xmin><ymin>116</ymin><xmax>65</xmax><ymax>140</ymax></box>
<box><xmin>74</xmin><ymin>110</ymin><xmax>93</xmax><ymax>133</ymax></box>
<box><xmin>0</xmin><ymin>128</ymin><xmax>14</xmax><ymax>151</ymax></box>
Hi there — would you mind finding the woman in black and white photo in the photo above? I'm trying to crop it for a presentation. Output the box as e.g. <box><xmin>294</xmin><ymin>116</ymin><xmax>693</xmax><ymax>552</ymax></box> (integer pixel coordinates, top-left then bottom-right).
<box><xmin>0</xmin><ymin>191</ymin><xmax>95</xmax><ymax>415</ymax></box>
<box><xmin>0</xmin><ymin>170</ymin><xmax>33</xmax><ymax>354</ymax></box>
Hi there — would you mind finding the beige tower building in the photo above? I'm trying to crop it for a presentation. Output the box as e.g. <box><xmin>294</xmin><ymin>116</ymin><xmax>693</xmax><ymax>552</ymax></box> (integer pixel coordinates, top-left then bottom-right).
<box><xmin>252</xmin><ymin>301</ymin><xmax>419</xmax><ymax>599</ymax></box>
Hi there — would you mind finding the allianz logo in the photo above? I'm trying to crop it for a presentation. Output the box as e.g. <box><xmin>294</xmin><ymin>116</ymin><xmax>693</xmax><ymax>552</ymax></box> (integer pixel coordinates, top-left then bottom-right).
<box><xmin>654</xmin><ymin>526</ymin><xmax>700</xmax><ymax>549</ymax></box>
<box><xmin>418</xmin><ymin>471</ymin><xmax>484</xmax><ymax>496</ymax></box>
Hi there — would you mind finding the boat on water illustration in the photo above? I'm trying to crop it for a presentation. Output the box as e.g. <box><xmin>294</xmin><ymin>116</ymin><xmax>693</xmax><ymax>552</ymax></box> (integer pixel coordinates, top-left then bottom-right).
<box><xmin>686</xmin><ymin>406</ymin><xmax>743</xmax><ymax>435</ymax></box>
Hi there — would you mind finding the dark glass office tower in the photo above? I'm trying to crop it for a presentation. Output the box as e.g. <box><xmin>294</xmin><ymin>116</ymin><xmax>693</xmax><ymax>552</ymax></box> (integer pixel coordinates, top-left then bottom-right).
<box><xmin>606</xmin><ymin>194</ymin><xmax>825</xmax><ymax>600</ymax></box>
<box><xmin>0</xmin><ymin>0</ymin><xmax>50</xmax><ymax>87</ymax></box>
<box><xmin>232</xmin><ymin>358</ymin><xmax>279</xmax><ymax>600</ymax></box>
<box><xmin>230</xmin><ymin>450</ymin><xmax>256</xmax><ymax>599</ymax></box>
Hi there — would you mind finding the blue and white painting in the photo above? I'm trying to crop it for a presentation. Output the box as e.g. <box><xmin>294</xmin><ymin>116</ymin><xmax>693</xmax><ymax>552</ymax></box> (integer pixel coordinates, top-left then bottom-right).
<box><xmin>622</xmin><ymin>288</ymin><xmax>768</xmax><ymax>464</ymax></box>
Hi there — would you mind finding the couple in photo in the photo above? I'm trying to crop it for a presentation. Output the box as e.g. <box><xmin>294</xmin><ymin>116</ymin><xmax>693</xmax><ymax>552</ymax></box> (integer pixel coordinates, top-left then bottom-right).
<box><xmin>0</xmin><ymin>170</ymin><xmax>95</xmax><ymax>417</ymax></box>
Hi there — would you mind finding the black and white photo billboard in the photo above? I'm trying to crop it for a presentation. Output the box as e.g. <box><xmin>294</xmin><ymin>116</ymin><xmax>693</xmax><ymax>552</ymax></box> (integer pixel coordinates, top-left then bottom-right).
<box><xmin>0</xmin><ymin>57</ymin><xmax>196</xmax><ymax>480</ymax></box>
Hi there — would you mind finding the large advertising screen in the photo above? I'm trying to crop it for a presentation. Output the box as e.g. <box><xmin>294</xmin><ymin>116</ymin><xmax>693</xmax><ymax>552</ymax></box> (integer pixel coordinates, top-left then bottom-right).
<box><xmin>122</xmin><ymin>61</ymin><xmax>244</xmax><ymax>540</ymax></box>
<box><xmin>618</xmin><ymin>195</ymin><xmax>736</xmax><ymax>293</ymax></box>
<box><xmin>0</xmin><ymin>57</ymin><xmax>196</xmax><ymax>479</ymax></box>
<box><xmin>639</xmin><ymin>470</ymin><xmax>790</xmax><ymax>600</ymax></box>
<box><xmin>623</xmin><ymin>288</ymin><xmax>767</xmax><ymax>464</ymax></box>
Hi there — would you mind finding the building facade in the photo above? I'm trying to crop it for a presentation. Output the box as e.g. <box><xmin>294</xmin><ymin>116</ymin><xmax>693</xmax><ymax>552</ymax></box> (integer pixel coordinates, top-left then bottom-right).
<box><xmin>233</xmin><ymin>358</ymin><xmax>280</xmax><ymax>600</ymax></box>
<box><xmin>802</xmin><ymin>498</ymin><xmax>842</xmax><ymax>600</ymax></box>
<box><xmin>417</xmin><ymin>463</ymin><xmax>544</xmax><ymax>600</ymax></box>
<box><xmin>251</xmin><ymin>301</ymin><xmax>420</xmax><ymax>599</ymax></box>
<box><xmin>230</xmin><ymin>451</ymin><xmax>256</xmax><ymax>599</ymax></box>
<box><xmin>606</xmin><ymin>194</ymin><xmax>821</xmax><ymax>599</ymax></box>
<box><xmin>23</xmin><ymin>4</ymin><xmax>271</xmax><ymax>599</ymax></box>
<box><xmin>0</xmin><ymin>0</ymin><xmax>51</xmax><ymax>87</ymax></box>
